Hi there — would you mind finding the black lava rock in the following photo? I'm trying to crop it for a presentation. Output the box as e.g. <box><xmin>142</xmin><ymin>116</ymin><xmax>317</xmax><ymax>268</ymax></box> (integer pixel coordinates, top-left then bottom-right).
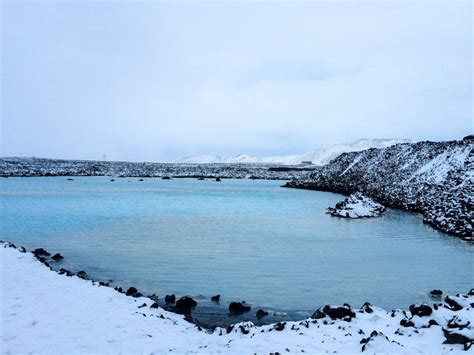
<box><xmin>150</xmin><ymin>302</ymin><xmax>159</xmax><ymax>309</ymax></box>
<box><xmin>211</xmin><ymin>294</ymin><xmax>220</xmax><ymax>302</ymax></box>
<box><xmin>322</xmin><ymin>305</ymin><xmax>356</xmax><ymax>320</ymax></box>
<box><xmin>443</xmin><ymin>328</ymin><xmax>473</xmax><ymax>350</ymax></box>
<box><xmin>51</xmin><ymin>253</ymin><xmax>64</xmax><ymax>261</ymax></box>
<box><xmin>165</xmin><ymin>294</ymin><xmax>176</xmax><ymax>303</ymax></box>
<box><xmin>176</xmin><ymin>296</ymin><xmax>197</xmax><ymax>309</ymax></box>
<box><xmin>445</xmin><ymin>296</ymin><xmax>463</xmax><ymax>311</ymax></box>
<box><xmin>126</xmin><ymin>287</ymin><xmax>138</xmax><ymax>296</ymax></box>
<box><xmin>229</xmin><ymin>302</ymin><xmax>251</xmax><ymax>314</ymax></box>
<box><xmin>361</xmin><ymin>302</ymin><xmax>373</xmax><ymax>313</ymax></box>
<box><xmin>256</xmin><ymin>309</ymin><xmax>269</xmax><ymax>319</ymax></box>
<box><xmin>162</xmin><ymin>176</ymin><xmax>171</xmax><ymax>180</ymax></box>
<box><xmin>409</xmin><ymin>304</ymin><xmax>433</xmax><ymax>317</ymax></box>
<box><xmin>33</xmin><ymin>248</ymin><xmax>50</xmax><ymax>258</ymax></box>
<box><xmin>215</xmin><ymin>178</ymin><xmax>221</xmax><ymax>182</ymax></box>
<box><xmin>274</xmin><ymin>322</ymin><xmax>286</xmax><ymax>331</ymax></box>
<box><xmin>76</xmin><ymin>271</ymin><xmax>87</xmax><ymax>279</ymax></box>
<box><xmin>400</xmin><ymin>319</ymin><xmax>415</xmax><ymax>328</ymax></box>
<box><xmin>430</xmin><ymin>289</ymin><xmax>443</xmax><ymax>298</ymax></box>
<box><xmin>58</xmin><ymin>268</ymin><xmax>73</xmax><ymax>276</ymax></box>
<box><xmin>311</xmin><ymin>308</ymin><xmax>326</xmax><ymax>319</ymax></box>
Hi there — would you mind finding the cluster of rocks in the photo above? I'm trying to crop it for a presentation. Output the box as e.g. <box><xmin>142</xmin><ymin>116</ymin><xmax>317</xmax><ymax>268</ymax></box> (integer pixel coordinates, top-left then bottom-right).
<box><xmin>328</xmin><ymin>192</ymin><xmax>386</xmax><ymax>218</ymax></box>
<box><xmin>5</xmin><ymin>242</ymin><xmax>272</xmax><ymax>325</ymax></box>
<box><xmin>0</xmin><ymin>157</ymin><xmax>314</xmax><ymax>180</ymax></box>
<box><xmin>220</xmin><ymin>289</ymin><xmax>474</xmax><ymax>352</ymax></box>
<box><xmin>284</xmin><ymin>137</ymin><xmax>473</xmax><ymax>238</ymax></box>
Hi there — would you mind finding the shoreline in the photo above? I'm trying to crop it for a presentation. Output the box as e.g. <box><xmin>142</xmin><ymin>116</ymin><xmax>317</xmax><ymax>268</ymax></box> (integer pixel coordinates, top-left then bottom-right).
<box><xmin>1</xmin><ymin>242</ymin><xmax>473</xmax><ymax>353</ymax></box>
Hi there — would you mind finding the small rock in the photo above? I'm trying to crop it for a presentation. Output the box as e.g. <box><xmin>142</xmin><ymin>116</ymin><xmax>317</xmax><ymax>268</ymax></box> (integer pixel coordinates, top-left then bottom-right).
<box><xmin>211</xmin><ymin>294</ymin><xmax>220</xmax><ymax>302</ymax></box>
<box><xmin>256</xmin><ymin>309</ymin><xmax>269</xmax><ymax>319</ymax></box>
<box><xmin>409</xmin><ymin>304</ymin><xmax>432</xmax><ymax>317</ymax></box>
<box><xmin>33</xmin><ymin>248</ymin><xmax>50</xmax><ymax>258</ymax></box>
<box><xmin>176</xmin><ymin>296</ymin><xmax>197</xmax><ymax>309</ymax></box>
<box><xmin>430</xmin><ymin>289</ymin><xmax>443</xmax><ymax>298</ymax></box>
<box><xmin>229</xmin><ymin>302</ymin><xmax>251</xmax><ymax>314</ymax></box>
<box><xmin>51</xmin><ymin>253</ymin><xmax>64</xmax><ymax>261</ymax></box>
<box><xmin>126</xmin><ymin>287</ymin><xmax>138</xmax><ymax>296</ymax></box>
<box><xmin>165</xmin><ymin>294</ymin><xmax>176</xmax><ymax>303</ymax></box>
<box><xmin>445</xmin><ymin>296</ymin><xmax>463</xmax><ymax>311</ymax></box>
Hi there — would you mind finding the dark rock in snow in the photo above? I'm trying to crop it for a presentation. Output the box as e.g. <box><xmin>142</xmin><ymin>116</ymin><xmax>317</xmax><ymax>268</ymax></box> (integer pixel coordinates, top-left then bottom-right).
<box><xmin>445</xmin><ymin>296</ymin><xmax>463</xmax><ymax>311</ymax></box>
<box><xmin>400</xmin><ymin>319</ymin><xmax>415</xmax><ymax>328</ymax></box>
<box><xmin>165</xmin><ymin>294</ymin><xmax>176</xmax><ymax>303</ymax></box>
<box><xmin>229</xmin><ymin>302</ymin><xmax>251</xmax><ymax>314</ymax></box>
<box><xmin>322</xmin><ymin>305</ymin><xmax>356</xmax><ymax>320</ymax></box>
<box><xmin>409</xmin><ymin>304</ymin><xmax>433</xmax><ymax>317</ymax></box>
<box><xmin>33</xmin><ymin>248</ymin><xmax>50</xmax><ymax>258</ymax></box>
<box><xmin>274</xmin><ymin>322</ymin><xmax>286</xmax><ymax>331</ymax></box>
<box><xmin>215</xmin><ymin>177</ymin><xmax>221</xmax><ymax>182</ymax></box>
<box><xmin>126</xmin><ymin>287</ymin><xmax>138</xmax><ymax>296</ymax></box>
<box><xmin>443</xmin><ymin>328</ymin><xmax>473</xmax><ymax>350</ymax></box>
<box><xmin>176</xmin><ymin>296</ymin><xmax>197</xmax><ymax>309</ymax></box>
<box><xmin>59</xmin><ymin>268</ymin><xmax>73</xmax><ymax>276</ymax></box>
<box><xmin>361</xmin><ymin>302</ymin><xmax>373</xmax><ymax>313</ymax></box>
<box><xmin>150</xmin><ymin>302</ymin><xmax>159</xmax><ymax>309</ymax></box>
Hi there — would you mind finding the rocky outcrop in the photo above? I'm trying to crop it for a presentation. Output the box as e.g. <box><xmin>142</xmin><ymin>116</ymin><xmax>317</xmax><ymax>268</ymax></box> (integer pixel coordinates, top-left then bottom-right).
<box><xmin>284</xmin><ymin>139</ymin><xmax>473</xmax><ymax>238</ymax></box>
<box><xmin>328</xmin><ymin>192</ymin><xmax>385</xmax><ymax>218</ymax></box>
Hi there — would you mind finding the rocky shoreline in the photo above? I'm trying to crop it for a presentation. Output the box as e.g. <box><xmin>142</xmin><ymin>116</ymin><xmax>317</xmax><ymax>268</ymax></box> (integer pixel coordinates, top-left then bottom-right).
<box><xmin>2</xmin><ymin>241</ymin><xmax>473</xmax><ymax>353</ymax></box>
<box><xmin>284</xmin><ymin>137</ymin><xmax>473</xmax><ymax>239</ymax></box>
<box><xmin>0</xmin><ymin>157</ymin><xmax>315</xmax><ymax>180</ymax></box>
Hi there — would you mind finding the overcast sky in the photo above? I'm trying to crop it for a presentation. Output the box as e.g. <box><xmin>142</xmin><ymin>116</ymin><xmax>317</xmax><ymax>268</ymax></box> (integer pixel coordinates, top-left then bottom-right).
<box><xmin>1</xmin><ymin>1</ymin><xmax>472</xmax><ymax>162</ymax></box>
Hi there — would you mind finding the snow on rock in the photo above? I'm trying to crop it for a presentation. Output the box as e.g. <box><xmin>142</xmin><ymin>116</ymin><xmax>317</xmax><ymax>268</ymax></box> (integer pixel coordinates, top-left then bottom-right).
<box><xmin>284</xmin><ymin>138</ymin><xmax>473</xmax><ymax>238</ymax></box>
<box><xmin>1</xmin><ymin>242</ymin><xmax>473</xmax><ymax>354</ymax></box>
<box><xmin>328</xmin><ymin>192</ymin><xmax>386</xmax><ymax>218</ymax></box>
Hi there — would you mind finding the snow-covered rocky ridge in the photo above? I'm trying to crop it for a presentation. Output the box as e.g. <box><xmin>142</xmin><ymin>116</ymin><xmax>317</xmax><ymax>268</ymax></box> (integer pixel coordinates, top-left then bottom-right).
<box><xmin>328</xmin><ymin>192</ymin><xmax>386</xmax><ymax>218</ymax></box>
<box><xmin>175</xmin><ymin>138</ymin><xmax>412</xmax><ymax>165</ymax></box>
<box><xmin>1</xmin><ymin>242</ymin><xmax>473</xmax><ymax>354</ymax></box>
<box><xmin>0</xmin><ymin>158</ymin><xmax>315</xmax><ymax>180</ymax></box>
<box><xmin>284</xmin><ymin>136</ymin><xmax>473</xmax><ymax>238</ymax></box>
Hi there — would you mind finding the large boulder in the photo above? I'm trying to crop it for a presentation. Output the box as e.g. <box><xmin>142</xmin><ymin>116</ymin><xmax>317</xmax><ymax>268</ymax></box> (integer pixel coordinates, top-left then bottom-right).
<box><xmin>176</xmin><ymin>296</ymin><xmax>197</xmax><ymax>309</ymax></box>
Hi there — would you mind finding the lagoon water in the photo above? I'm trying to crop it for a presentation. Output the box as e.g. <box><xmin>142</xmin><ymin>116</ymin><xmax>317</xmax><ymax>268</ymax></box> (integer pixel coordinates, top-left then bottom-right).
<box><xmin>1</xmin><ymin>177</ymin><xmax>473</xmax><ymax>316</ymax></box>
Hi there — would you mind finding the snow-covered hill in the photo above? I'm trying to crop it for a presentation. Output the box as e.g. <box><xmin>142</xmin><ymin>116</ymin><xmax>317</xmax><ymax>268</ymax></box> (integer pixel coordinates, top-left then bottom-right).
<box><xmin>284</xmin><ymin>136</ymin><xmax>473</xmax><ymax>238</ymax></box>
<box><xmin>174</xmin><ymin>139</ymin><xmax>412</xmax><ymax>165</ymax></box>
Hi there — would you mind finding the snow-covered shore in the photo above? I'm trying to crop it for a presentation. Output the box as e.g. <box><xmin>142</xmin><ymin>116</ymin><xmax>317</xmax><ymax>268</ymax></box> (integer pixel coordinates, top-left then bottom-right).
<box><xmin>1</xmin><ymin>243</ymin><xmax>473</xmax><ymax>354</ymax></box>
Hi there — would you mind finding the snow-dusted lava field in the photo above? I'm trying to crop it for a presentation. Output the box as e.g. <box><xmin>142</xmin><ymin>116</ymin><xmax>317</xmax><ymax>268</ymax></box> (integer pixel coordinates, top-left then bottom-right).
<box><xmin>1</xmin><ymin>242</ymin><xmax>473</xmax><ymax>354</ymax></box>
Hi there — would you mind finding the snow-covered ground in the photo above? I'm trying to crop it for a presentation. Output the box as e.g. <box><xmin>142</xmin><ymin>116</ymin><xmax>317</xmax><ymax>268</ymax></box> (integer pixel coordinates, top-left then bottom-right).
<box><xmin>1</xmin><ymin>243</ymin><xmax>472</xmax><ymax>354</ymax></box>
<box><xmin>328</xmin><ymin>192</ymin><xmax>386</xmax><ymax>218</ymax></box>
<box><xmin>174</xmin><ymin>139</ymin><xmax>412</xmax><ymax>165</ymax></box>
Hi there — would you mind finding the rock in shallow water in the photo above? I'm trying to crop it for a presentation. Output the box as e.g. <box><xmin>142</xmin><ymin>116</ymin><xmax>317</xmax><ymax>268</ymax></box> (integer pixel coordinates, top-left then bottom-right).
<box><xmin>327</xmin><ymin>192</ymin><xmax>385</xmax><ymax>218</ymax></box>
<box><xmin>176</xmin><ymin>296</ymin><xmax>197</xmax><ymax>309</ymax></box>
<box><xmin>229</xmin><ymin>302</ymin><xmax>251</xmax><ymax>314</ymax></box>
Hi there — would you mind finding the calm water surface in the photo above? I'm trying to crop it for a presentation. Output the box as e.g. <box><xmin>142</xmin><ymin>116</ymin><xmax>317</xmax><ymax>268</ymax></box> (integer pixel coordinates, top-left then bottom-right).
<box><xmin>1</xmin><ymin>177</ymin><xmax>472</xmax><ymax>316</ymax></box>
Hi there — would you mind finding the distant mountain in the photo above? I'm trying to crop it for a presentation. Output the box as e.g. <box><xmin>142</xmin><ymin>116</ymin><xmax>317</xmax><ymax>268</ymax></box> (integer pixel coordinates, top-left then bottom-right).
<box><xmin>174</xmin><ymin>139</ymin><xmax>413</xmax><ymax>165</ymax></box>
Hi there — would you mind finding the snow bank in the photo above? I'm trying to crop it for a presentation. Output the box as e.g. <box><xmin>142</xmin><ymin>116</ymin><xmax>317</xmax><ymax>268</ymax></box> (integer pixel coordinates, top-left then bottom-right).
<box><xmin>1</xmin><ymin>243</ymin><xmax>472</xmax><ymax>354</ymax></box>
<box><xmin>328</xmin><ymin>192</ymin><xmax>386</xmax><ymax>218</ymax></box>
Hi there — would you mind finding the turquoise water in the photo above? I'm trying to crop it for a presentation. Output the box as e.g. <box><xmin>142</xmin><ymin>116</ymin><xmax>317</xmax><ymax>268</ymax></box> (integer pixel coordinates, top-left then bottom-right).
<box><xmin>1</xmin><ymin>177</ymin><xmax>473</xmax><ymax>314</ymax></box>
